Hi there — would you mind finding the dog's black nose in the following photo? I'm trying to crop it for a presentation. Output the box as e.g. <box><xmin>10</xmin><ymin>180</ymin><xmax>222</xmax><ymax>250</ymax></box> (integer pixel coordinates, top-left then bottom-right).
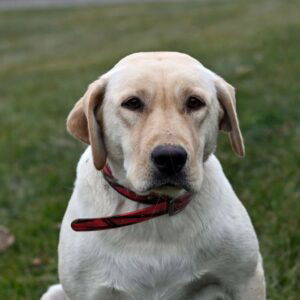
<box><xmin>151</xmin><ymin>145</ymin><xmax>187</xmax><ymax>175</ymax></box>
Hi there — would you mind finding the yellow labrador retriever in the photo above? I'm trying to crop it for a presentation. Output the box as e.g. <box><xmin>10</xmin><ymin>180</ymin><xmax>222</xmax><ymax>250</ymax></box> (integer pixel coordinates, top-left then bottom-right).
<box><xmin>41</xmin><ymin>52</ymin><xmax>265</xmax><ymax>300</ymax></box>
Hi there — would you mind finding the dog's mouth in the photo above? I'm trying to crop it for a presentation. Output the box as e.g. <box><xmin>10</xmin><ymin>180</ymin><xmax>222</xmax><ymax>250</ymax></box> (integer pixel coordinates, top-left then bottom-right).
<box><xmin>145</xmin><ymin>173</ymin><xmax>192</xmax><ymax>194</ymax></box>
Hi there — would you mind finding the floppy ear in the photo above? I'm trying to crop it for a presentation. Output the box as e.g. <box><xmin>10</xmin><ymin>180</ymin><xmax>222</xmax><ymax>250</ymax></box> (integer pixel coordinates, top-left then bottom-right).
<box><xmin>215</xmin><ymin>77</ymin><xmax>245</xmax><ymax>156</ymax></box>
<box><xmin>67</xmin><ymin>78</ymin><xmax>107</xmax><ymax>170</ymax></box>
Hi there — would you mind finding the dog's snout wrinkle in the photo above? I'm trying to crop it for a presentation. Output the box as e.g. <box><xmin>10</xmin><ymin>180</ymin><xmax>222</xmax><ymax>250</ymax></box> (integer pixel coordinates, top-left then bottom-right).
<box><xmin>151</xmin><ymin>145</ymin><xmax>187</xmax><ymax>175</ymax></box>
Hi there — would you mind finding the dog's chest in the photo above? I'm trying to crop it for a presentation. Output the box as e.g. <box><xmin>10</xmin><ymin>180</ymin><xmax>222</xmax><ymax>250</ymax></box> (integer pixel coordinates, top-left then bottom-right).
<box><xmin>83</xmin><ymin>242</ymin><xmax>199</xmax><ymax>299</ymax></box>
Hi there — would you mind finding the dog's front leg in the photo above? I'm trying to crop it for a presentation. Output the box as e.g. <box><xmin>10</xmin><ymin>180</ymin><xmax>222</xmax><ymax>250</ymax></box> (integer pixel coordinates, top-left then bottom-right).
<box><xmin>91</xmin><ymin>287</ymin><xmax>131</xmax><ymax>300</ymax></box>
<box><xmin>63</xmin><ymin>286</ymin><xmax>132</xmax><ymax>300</ymax></box>
<box><xmin>235</xmin><ymin>261</ymin><xmax>266</xmax><ymax>300</ymax></box>
<box><xmin>191</xmin><ymin>284</ymin><xmax>229</xmax><ymax>300</ymax></box>
<box><xmin>41</xmin><ymin>284</ymin><xmax>68</xmax><ymax>300</ymax></box>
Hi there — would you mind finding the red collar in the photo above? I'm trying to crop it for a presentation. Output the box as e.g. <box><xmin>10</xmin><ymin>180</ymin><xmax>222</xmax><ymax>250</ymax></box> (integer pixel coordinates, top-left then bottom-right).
<box><xmin>71</xmin><ymin>165</ymin><xmax>192</xmax><ymax>231</ymax></box>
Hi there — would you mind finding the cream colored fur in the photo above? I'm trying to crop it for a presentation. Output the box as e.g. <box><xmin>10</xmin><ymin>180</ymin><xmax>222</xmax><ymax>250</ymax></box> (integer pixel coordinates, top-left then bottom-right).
<box><xmin>41</xmin><ymin>52</ymin><xmax>265</xmax><ymax>300</ymax></box>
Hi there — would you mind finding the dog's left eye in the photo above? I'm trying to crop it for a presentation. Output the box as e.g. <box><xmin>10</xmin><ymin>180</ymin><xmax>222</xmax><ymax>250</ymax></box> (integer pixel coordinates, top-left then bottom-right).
<box><xmin>121</xmin><ymin>97</ymin><xmax>144</xmax><ymax>111</ymax></box>
<box><xmin>186</xmin><ymin>96</ymin><xmax>205</xmax><ymax>111</ymax></box>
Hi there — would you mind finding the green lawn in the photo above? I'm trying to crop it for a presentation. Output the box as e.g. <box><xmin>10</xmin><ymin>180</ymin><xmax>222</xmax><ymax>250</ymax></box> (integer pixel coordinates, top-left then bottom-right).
<box><xmin>0</xmin><ymin>0</ymin><xmax>299</xmax><ymax>298</ymax></box>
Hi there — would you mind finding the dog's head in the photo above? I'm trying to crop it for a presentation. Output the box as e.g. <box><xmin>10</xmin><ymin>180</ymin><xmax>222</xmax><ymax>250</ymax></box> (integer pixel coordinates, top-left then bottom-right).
<box><xmin>67</xmin><ymin>52</ymin><xmax>244</xmax><ymax>194</ymax></box>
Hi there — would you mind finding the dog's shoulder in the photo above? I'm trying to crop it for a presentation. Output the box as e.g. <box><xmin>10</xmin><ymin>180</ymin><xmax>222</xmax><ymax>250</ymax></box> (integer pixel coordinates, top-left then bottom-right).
<box><xmin>202</xmin><ymin>155</ymin><xmax>260</xmax><ymax>278</ymax></box>
<box><xmin>76</xmin><ymin>146</ymin><xmax>96</xmax><ymax>180</ymax></box>
<box><xmin>74</xmin><ymin>146</ymin><xmax>106</xmax><ymax>194</ymax></box>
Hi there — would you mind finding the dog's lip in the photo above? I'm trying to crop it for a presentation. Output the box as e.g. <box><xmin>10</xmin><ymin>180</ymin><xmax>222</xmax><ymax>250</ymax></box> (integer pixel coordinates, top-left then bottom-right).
<box><xmin>143</xmin><ymin>181</ymin><xmax>192</xmax><ymax>194</ymax></box>
<box><xmin>151</xmin><ymin>181</ymin><xmax>181</xmax><ymax>189</ymax></box>
<box><xmin>159</xmin><ymin>183</ymin><xmax>177</xmax><ymax>187</ymax></box>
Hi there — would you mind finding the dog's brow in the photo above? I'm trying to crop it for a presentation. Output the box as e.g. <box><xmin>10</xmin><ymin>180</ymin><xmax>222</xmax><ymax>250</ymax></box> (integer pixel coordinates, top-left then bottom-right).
<box><xmin>119</xmin><ymin>89</ymin><xmax>153</xmax><ymax>103</ymax></box>
<box><xmin>179</xmin><ymin>87</ymin><xmax>208</xmax><ymax>102</ymax></box>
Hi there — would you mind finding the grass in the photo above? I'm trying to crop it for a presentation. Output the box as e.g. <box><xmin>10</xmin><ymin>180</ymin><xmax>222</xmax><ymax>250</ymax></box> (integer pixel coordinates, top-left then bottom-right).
<box><xmin>0</xmin><ymin>0</ymin><xmax>299</xmax><ymax>298</ymax></box>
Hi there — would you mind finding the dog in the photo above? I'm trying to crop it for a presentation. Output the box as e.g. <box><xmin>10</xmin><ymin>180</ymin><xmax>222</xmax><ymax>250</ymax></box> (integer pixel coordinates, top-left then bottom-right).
<box><xmin>41</xmin><ymin>52</ymin><xmax>266</xmax><ymax>300</ymax></box>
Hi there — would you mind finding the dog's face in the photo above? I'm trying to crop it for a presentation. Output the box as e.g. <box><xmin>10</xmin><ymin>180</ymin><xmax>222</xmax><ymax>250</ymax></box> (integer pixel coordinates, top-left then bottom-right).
<box><xmin>67</xmin><ymin>52</ymin><xmax>244</xmax><ymax>194</ymax></box>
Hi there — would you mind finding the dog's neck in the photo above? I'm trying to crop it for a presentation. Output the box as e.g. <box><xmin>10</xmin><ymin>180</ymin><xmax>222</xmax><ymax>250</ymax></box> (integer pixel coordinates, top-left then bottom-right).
<box><xmin>71</xmin><ymin>164</ymin><xmax>192</xmax><ymax>232</ymax></box>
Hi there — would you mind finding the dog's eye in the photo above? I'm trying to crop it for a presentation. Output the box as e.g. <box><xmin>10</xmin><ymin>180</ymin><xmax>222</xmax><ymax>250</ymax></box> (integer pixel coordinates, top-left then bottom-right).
<box><xmin>186</xmin><ymin>96</ymin><xmax>205</xmax><ymax>111</ymax></box>
<box><xmin>121</xmin><ymin>97</ymin><xmax>144</xmax><ymax>111</ymax></box>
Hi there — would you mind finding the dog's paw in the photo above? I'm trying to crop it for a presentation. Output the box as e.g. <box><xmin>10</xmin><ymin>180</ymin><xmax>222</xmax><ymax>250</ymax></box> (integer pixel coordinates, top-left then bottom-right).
<box><xmin>40</xmin><ymin>284</ymin><xmax>66</xmax><ymax>300</ymax></box>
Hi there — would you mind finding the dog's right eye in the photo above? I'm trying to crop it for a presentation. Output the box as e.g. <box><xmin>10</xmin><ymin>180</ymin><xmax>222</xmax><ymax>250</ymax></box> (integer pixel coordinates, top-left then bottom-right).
<box><xmin>121</xmin><ymin>97</ymin><xmax>144</xmax><ymax>111</ymax></box>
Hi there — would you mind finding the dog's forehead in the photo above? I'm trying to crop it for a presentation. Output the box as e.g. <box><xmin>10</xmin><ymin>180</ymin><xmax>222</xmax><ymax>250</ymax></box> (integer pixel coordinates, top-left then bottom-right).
<box><xmin>114</xmin><ymin>51</ymin><xmax>201</xmax><ymax>66</ymax></box>
<box><xmin>105</xmin><ymin>52</ymin><xmax>215</xmax><ymax>93</ymax></box>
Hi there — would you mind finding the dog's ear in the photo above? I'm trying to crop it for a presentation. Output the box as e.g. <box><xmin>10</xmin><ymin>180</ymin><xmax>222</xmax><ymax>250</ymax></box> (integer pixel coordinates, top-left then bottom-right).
<box><xmin>67</xmin><ymin>78</ymin><xmax>107</xmax><ymax>170</ymax></box>
<box><xmin>215</xmin><ymin>77</ymin><xmax>245</xmax><ymax>157</ymax></box>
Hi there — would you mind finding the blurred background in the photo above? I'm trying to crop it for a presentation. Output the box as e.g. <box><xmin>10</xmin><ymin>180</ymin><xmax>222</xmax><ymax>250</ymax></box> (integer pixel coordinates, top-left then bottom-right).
<box><xmin>0</xmin><ymin>0</ymin><xmax>299</xmax><ymax>299</ymax></box>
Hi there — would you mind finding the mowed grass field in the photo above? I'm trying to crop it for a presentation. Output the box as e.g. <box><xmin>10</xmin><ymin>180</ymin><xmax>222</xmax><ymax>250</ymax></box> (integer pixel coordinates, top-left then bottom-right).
<box><xmin>0</xmin><ymin>0</ymin><xmax>299</xmax><ymax>298</ymax></box>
